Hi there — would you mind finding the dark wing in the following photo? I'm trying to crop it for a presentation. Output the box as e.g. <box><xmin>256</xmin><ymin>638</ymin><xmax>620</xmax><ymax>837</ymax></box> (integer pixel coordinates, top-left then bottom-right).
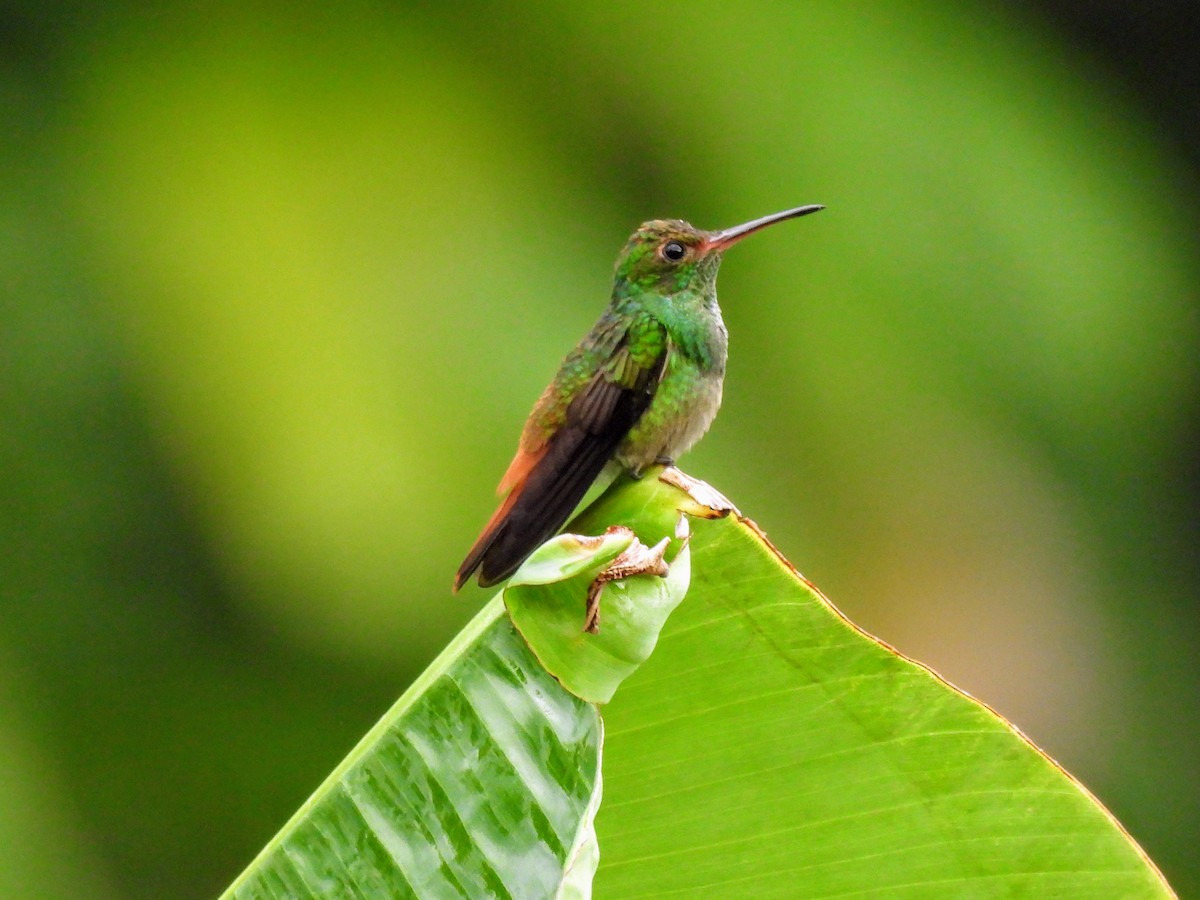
<box><xmin>455</xmin><ymin>335</ymin><xmax>668</xmax><ymax>589</ymax></box>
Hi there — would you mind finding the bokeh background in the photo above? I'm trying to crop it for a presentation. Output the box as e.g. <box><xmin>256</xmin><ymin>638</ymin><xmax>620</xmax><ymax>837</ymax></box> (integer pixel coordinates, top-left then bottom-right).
<box><xmin>2</xmin><ymin>2</ymin><xmax>1198</xmax><ymax>897</ymax></box>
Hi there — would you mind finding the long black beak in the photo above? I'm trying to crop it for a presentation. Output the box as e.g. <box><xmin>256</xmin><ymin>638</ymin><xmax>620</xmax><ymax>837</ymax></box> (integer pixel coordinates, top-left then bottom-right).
<box><xmin>705</xmin><ymin>204</ymin><xmax>824</xmax><ymax>251</ymax></box>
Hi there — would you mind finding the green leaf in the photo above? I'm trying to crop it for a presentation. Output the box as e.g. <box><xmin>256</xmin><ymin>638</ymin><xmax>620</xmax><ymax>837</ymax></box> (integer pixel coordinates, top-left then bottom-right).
<box><xmin>584</xmin><ymin>474</ymin><xmax>1173</xmax><ymax>897</ymax></box>
<box><xmin>224</xmin><ymin>471</ymin><xmax>1171</xmax><ymax>898</ymax></box>
<box><xmin>221</xmin><ymin>601</ymin><xmax>603</xmax><ymax>899</ymax></box>
<box><xmin>504</xmin><ymin>527</ymin><xmax>635</xmax><ymax>588</ymax></box>
<box><xmin>506</xmin><ymin>522</ymin><xmax>691</xmax><ymax>705</ymax></box>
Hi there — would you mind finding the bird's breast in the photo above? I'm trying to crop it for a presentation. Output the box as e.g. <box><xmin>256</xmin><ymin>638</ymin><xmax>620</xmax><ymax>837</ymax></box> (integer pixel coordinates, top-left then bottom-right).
<box><xmin>616</xmin><ymin>351</ymin><xmax>725</xmax><ymax>473</ymax></box>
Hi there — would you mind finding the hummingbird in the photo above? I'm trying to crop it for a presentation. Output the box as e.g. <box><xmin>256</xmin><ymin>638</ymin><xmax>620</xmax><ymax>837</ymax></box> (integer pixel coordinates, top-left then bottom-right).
<box><xmin>455</xmin><ymin>205</ymin><xmax>823</xmax><ymax>591</ymax></box>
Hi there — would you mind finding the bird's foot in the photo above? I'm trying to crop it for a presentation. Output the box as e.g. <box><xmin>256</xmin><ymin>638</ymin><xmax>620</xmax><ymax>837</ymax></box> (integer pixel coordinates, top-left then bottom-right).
<box><xmin>626</xmin><ymin>457</ymin><xmax>674</xmax><ymax>481</ymax></box>
<box><xmin>584</xmin><ymin>526</ymin><xmax>671</xmax><ymax>634</ymax></box>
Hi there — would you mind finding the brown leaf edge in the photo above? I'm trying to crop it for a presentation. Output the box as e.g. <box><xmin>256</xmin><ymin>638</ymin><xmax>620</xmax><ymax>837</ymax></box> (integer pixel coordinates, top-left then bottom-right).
<box><xmin>735</xmin><ymin>510</ymin><xmax>1176</xmax><ymax>896</ymax></box>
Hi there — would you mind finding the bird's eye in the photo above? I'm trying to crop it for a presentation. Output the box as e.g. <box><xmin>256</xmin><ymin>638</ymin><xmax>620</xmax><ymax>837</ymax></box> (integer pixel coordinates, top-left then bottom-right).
<box><xmin>661</xmin><ymin>241</ymin><xmax>687</xmax><ymax>262</ymax></box>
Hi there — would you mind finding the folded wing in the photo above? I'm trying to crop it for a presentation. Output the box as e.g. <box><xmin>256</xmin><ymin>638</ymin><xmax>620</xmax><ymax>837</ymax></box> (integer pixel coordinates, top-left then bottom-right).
<box><xmin>455</xmin><ymin>328</ymin><xmax>668</xmax><ymax>589</ymax></box>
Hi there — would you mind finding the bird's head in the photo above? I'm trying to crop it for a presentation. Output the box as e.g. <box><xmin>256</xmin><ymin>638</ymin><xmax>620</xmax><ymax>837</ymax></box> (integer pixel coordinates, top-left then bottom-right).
<box><xmin>612</xmin><ymin>205</ymin><xmax>823</xmax><ymax>299</ymax></box>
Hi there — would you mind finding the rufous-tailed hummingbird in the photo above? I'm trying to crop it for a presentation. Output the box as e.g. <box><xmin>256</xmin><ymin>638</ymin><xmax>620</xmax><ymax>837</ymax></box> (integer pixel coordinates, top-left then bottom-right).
<box><xmin>455</xmin><ymin>205</ymin><xmax>823</xmax><ymax>590</ymax></box>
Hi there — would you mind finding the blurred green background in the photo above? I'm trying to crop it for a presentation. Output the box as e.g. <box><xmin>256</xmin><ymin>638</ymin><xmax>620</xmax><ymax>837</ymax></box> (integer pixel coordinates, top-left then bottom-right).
<box><xmin>2</xmin><ymin>2</ymin><xmax>1198</xmax><ymax>897</ymax></box>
